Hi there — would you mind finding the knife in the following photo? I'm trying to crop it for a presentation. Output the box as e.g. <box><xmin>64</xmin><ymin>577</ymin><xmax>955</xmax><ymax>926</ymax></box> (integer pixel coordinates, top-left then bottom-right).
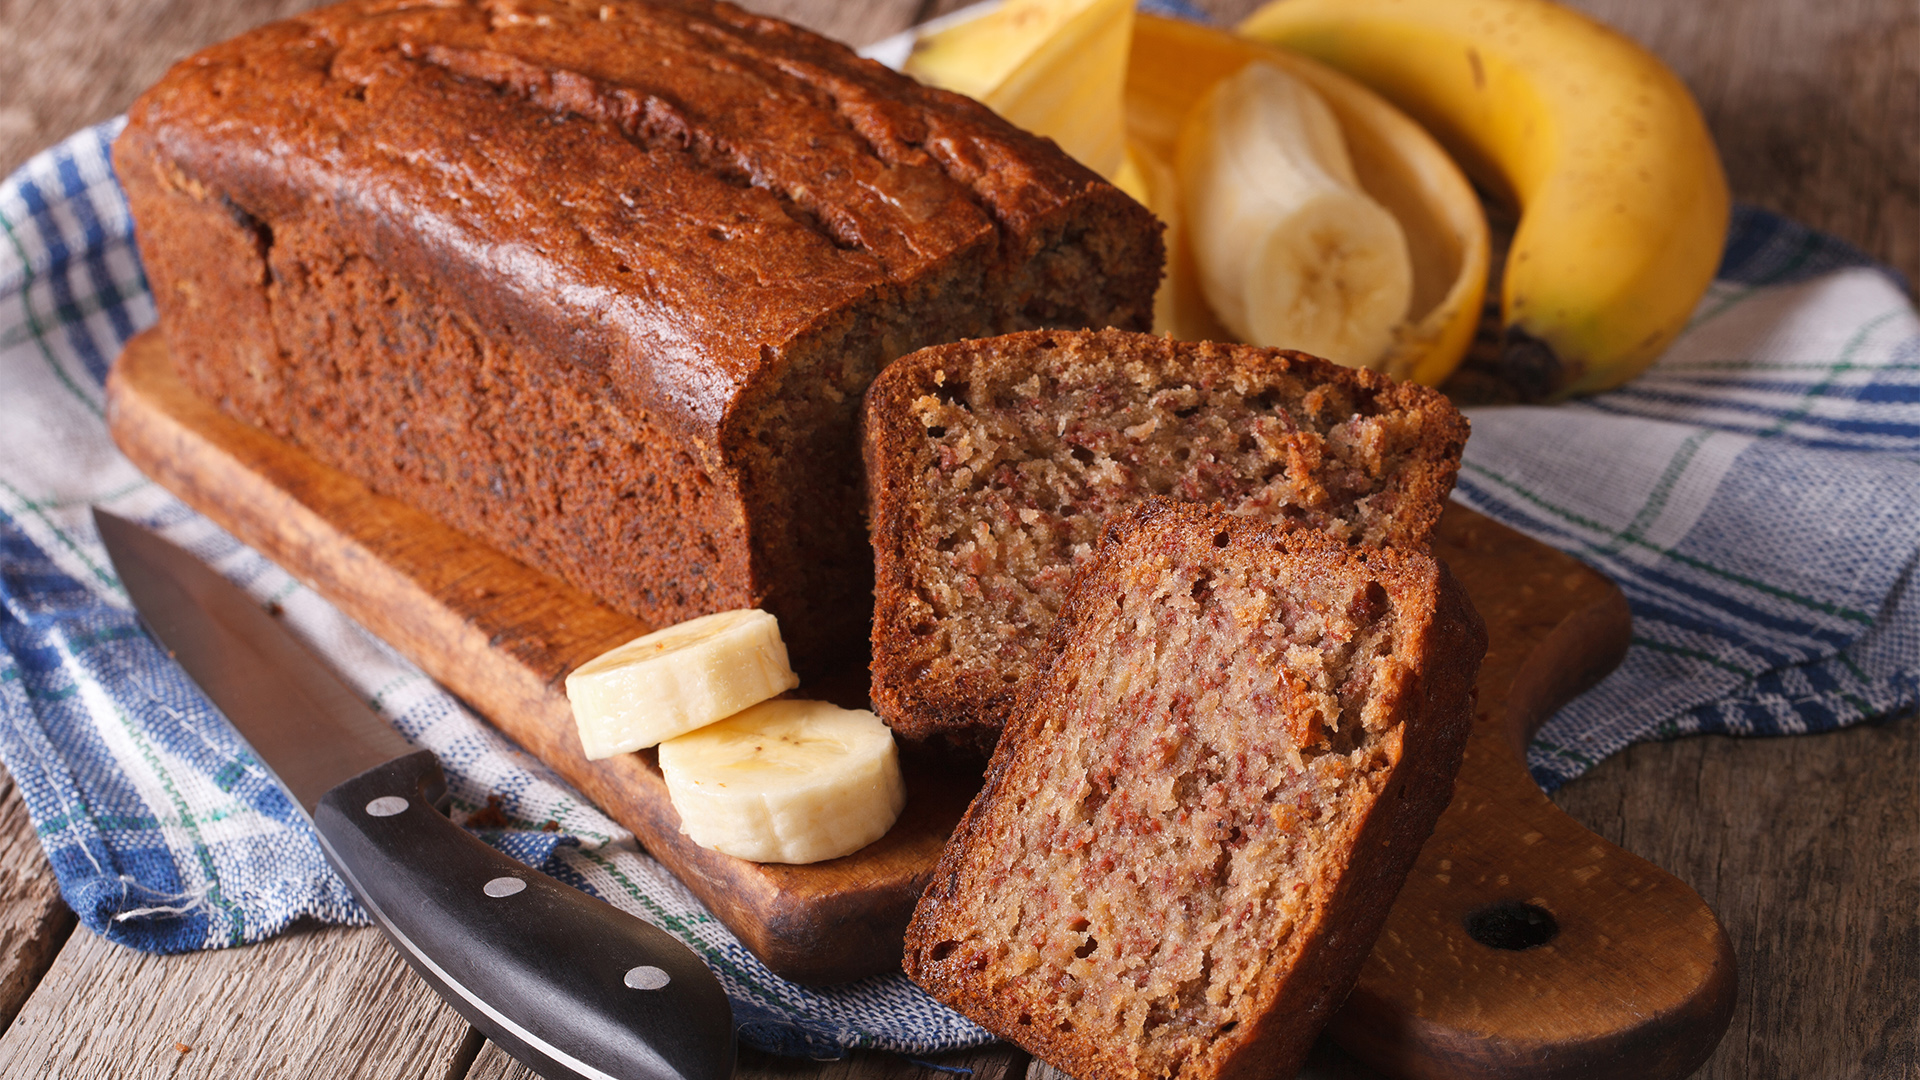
<box><xmin>93</xmin><ymin>508</ymin><xmax>736</xmax><ymax>1080</ymax></box>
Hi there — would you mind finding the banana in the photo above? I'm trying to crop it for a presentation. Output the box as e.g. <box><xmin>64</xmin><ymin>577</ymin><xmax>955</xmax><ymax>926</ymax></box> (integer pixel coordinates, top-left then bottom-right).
<box><xmin>657</xmin><ymin>699</ymin><xmax>907</xmax><ymax>864</ymax></box>
<box><xmin>1133</xmin><ymin>142</ymin><xmax>1234</xmax><ymax>344</ymax></box>
<box><xmin>1177</xmin><ymin>61</ymin><xmax>1414</xmax><ymax>368</ymax></box>
<box><xmin>565</xmin><ymin>609</ymin><xmax>799</xmax><ymax>760</ymax></box>
<box><xmin>1241</xmin><ymin>0</ymin><xmax>1730</xmax><ymax>399</ymax></box>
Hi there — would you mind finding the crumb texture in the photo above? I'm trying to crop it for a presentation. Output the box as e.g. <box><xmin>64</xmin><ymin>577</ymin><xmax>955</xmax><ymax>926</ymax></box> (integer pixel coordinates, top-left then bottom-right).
<box><xmin>867</xmin><ymin>329</ymin><xmax>1464</xmax><ymax>739</ymax></box>
<box><xmin>903</xmin><ymin>504</ymin><xmax>1464</xmax><ymax>1080</ymax></box>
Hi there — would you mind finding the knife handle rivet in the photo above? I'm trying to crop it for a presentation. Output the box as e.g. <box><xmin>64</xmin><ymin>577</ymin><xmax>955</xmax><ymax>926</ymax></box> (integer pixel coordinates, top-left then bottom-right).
<box><xmin>365</xmin><ymin>796</ymin><xmax>409</xmax><ymax>818</ymax></box>
<box><xmin>484</xmin><ymin>876</ymin><xmax>528</xmax><ymax>898</ymax></box>
<box><xmin>624</xmin><ymin>965</ymin><xmax>671</xmax><ymax>991</ymax></box>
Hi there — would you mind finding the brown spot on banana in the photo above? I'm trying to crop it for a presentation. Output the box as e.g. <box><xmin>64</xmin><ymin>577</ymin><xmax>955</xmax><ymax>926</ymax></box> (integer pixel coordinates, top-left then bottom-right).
<box><xmin>1496</xmin><ymin>327</ymin><xmax>1581</xmax><ymax>403</ymax></box>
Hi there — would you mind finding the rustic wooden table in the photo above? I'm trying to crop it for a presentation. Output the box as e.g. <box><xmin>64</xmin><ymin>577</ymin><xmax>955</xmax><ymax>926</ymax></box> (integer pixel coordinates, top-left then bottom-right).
<box><xmin>0</xmin><ymin>0</ymin><xmax>1914</xmax><ymax>1077</ymax></box>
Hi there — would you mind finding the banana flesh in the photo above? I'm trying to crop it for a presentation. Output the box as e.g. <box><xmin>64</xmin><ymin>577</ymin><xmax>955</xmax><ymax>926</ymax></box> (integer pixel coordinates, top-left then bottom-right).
<box><xmin>565</xmin><ymin>609</ymin><xmax>799</xmax><ymax>760</ymax></box>
<box><xmin>1178</xmin><ymin>62</ymin><xmax>1413</xmax><ymax>368</ymax></box>
<box><xmin>658</xmin><ymin>699</ymin><xmax>907</xmax><ymax>864</ymax></box>
<box><xmin>1124</xmin><ymin>16</ymin><xmax>1487</xmax><ymax>382</ymax></box>
<box><xmin>1241</xmin><ymin>0</ymin><xmax>1730</xmax><ymax>398</ymax></box>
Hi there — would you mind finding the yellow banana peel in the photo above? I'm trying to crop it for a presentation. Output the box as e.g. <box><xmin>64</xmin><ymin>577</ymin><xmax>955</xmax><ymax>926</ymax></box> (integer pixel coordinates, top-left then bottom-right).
<box><xmin>1241</xmin><ymin>0</ymin><xmax>1731</xmax><ymax>399</ymax></box>
<box><xmin>901</xmin><ymin>0</ymin><xmax>1084</xmax><ymax>102</ymax></box>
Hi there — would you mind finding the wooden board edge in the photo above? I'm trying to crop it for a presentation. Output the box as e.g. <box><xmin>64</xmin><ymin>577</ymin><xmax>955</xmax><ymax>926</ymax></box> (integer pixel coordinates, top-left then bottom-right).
<box><xmin>1334</xmin><ymin>512</ymin><xmax>1736</xmax><ymax>1078</ymax></box>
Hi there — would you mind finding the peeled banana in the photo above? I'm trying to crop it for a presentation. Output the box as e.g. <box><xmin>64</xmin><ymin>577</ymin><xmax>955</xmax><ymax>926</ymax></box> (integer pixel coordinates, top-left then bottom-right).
<box><xmin>565</xmin><ymin>609</ymin><xmax>799</xmax><ymax>760</ymax></box>
<box><xmin>1178</xmin><ymin>62</ymin><xmax>1414</xmax><ymax>368</ymax></box>
<box><xmin>657</xmin><ymin>699</ymin><xmax>907</xmax><ymax>864</ymax></box>
<box><xmin>1241</xmin><ymin>0</ymin><xmax>1730</xmax><ymax>399</ymax></box>
<box><xmin>1126</xmin><ymin>15</ymin><xmax>1488</xmax><ymax>382</ymax></box>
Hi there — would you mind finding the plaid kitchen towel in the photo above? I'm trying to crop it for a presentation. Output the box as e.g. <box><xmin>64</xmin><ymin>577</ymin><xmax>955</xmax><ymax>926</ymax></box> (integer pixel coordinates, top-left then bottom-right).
<box><xmin>1</xmin><ymin>109</ymin><xmax>1915</xmax><ymax>1057</ymax></box>
<box><xmin>1454</xmin><ymin>212</ymin><xmax>1919</xmax><ymax>788</ymax></box>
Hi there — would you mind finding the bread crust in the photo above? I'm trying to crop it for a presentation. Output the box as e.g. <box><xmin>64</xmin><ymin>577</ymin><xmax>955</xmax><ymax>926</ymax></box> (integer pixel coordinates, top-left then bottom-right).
<box><xmin>864</xmin><ymin>329</ymin><xmax>1467</xmax><ymax>745</ymax></box>
<box><xmin>117</xmin><ymin>0</ymin><xmax>1162</xmax><ymax>669</ymax></box>
<box><xmin>902</xmin><ymin>499</ymin><xmax>1484</xmax><ymax>1080</ymax></box>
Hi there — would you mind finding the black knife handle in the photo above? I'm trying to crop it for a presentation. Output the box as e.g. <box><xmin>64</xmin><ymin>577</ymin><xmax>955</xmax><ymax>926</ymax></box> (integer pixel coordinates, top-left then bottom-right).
<box><xmin>312</xmin><ymin>751</ymin><xmax>735</xmax><ymax>1080</ymax></box>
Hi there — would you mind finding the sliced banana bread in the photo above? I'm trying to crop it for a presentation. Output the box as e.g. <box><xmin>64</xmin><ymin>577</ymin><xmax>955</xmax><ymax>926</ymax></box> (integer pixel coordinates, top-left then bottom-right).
<box><xmin>902</xmin><ymin>499</ymin><xmax>1484</xmax><ymax>1080</ymax></box>
<box><xmin>863</xmin><ymin>328</ymin><xmax>1466</xmax><ymax>748</ymax></box>
<box><xmin>116</xmin><ymin>0</ymin><xmax>1162</xmax><ymax>672</ymax></box>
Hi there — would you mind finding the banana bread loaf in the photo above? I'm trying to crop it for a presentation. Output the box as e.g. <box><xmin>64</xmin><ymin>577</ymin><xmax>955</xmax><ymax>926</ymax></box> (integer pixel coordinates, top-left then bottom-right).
<box><xmin>863</xmin><ymin>329</ymin><xmax>1466</xmax><ymax>748</ymax></box>
<box><xmin>902</xmin><ymin>499</ymin><xmax>1484</xmax><ymax>1080</ymax></box>
<box><xmin>115</xmin><ymin>0</ymin><xmax>1162</xmax><ymax>671</ymax></box>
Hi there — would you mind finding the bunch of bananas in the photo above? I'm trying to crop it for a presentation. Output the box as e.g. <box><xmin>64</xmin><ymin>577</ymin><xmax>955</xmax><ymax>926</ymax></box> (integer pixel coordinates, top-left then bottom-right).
<box><xmin>905</xmin><ymin>0</ymin><xmax>1730</xmax><ymax>400</ymax></box>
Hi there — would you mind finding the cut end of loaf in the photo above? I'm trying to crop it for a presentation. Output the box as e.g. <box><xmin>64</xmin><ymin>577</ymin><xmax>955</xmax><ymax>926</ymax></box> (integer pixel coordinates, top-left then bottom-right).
<box><xmin>902</xmin><ymin>500</ymin><xmax>1482</xmax><ymax>1080</ymax></box>
<box><xmin>866</xmin><ymin>329</ymin><xmax>1467</xmax><ymax>747</ymax></box>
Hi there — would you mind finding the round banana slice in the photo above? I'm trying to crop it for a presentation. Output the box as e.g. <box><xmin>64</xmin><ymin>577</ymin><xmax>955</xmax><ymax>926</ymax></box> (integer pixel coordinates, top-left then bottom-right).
<box><xmin>565</xmin><ymin>609</ymin><xmax>799</xmax><ymax>760</ymax></box>
<box><xmin>1177</xmin><ymin>61</ymin><xmax>1413</xmax><ymax>369</ymax></box>
<box><xmin>658</xmin><ymin>699</ymin><xmax>907</xmax><ymax>865</ymax></box>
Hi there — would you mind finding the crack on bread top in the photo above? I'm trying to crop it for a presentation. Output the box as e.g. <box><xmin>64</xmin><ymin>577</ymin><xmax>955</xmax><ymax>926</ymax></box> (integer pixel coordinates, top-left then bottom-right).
<box><xmin>352</xmin><ymin>0</ymin><xmax>1108</xmax><ymax>277</ymax></box>
<box><xmin>414</xmin><ymin>44</ymin><xmax>876</xmax><ymax>255</ymax></box>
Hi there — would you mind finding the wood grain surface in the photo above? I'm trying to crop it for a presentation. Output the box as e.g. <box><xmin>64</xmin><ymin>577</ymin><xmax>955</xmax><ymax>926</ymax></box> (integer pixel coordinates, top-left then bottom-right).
<box><xmin>0</xmin><ymin>0</ymin><xmax>1913</xmax><ymax>1077</ymax></box>
<box><xmin>0</xmin><ymin>774</ymin><xmax>73</xmax><ymax>1035</ymax></box>
<box><xmin>1331</xmin><ymin>513</ymin><xmax>1733</xmax><ymax>1080</ymax></box>
<box><xmin>0</xmin><ymin>920</ymin><xmax>474</xmax><ymax>1078</ymax></box>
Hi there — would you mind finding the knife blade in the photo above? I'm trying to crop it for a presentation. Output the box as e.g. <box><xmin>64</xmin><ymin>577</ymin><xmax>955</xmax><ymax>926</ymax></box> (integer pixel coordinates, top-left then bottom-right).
<box><xmin>93</xmin><ymin>508</ymin><xmax>735</xmax><ymax>1080</ymax></box>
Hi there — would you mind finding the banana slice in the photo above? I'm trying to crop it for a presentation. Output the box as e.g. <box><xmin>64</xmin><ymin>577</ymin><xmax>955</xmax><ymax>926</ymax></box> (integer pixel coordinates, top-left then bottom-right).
<box><xmin>1177</xmin><ymin>61</ymin><xmax>1413</xmax><ymax>368</ymax></box>
<box><xmin>658</xmin><ymin>699</ymin><xmax>907</xmax><ymax>865</ymax></box>
<box><xmin>565</xmin><ymin>609</ymin><xmax>799</xmax><ymax>760</ymax></box>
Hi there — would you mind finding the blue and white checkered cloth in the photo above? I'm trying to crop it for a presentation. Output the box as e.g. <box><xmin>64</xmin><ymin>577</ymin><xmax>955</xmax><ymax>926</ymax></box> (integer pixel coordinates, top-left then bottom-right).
<box><xmin>1</xmin><ymin>111</ymin><xmax>1915</xmax><ymax>1054</ymax></box>
<box><xmin>1455</xmin><ymin>210</ymin><xmax>1919</xmax><ymax>787</ymax></box>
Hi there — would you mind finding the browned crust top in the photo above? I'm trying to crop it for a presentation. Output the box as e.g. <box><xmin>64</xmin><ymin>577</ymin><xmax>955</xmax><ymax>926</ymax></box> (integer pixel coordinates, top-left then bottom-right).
<box><xmin>119</xmin><ymin>0</ymin><xmax>1145</xmax><ymax>433</ymax></box>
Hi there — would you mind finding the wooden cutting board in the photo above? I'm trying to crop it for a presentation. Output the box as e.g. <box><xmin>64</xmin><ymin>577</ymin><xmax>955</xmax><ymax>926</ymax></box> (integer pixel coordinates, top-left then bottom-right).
<box><xmin>106</xmin><ymin>329</ymin><xmax>1733</xmax><ymax>1080</ymax></box>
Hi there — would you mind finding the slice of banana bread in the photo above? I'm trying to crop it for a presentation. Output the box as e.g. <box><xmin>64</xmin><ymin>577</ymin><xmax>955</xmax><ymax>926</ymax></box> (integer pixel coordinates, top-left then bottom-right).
<box><xmin>863</xmin><ymin>328</ymin><xmax>1466</xmax><ymax>748</ymax></box>
<box><xmin>902</xmin><ymin>499</ymin><xmax>1484</xmax><ymax>1080</ymax></box>
<box><xmin>115</xmin><ymin>0</ymin><xmax>1162</xmax><ymax>673</ymax></box>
